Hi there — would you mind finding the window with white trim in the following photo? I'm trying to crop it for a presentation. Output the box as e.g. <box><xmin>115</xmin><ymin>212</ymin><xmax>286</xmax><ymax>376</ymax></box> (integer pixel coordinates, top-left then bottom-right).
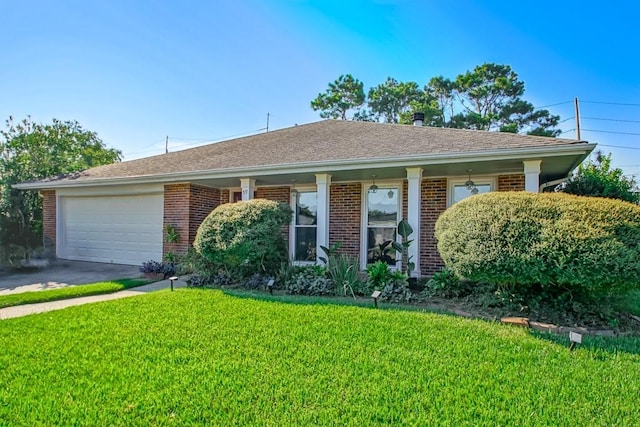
<box><xmin>365</xmin><ymin>186</ymin><xmax>400</xmax><ymax>266</ymax></box>
<box><xmin>293</xmin><ymin>191</ymin><xmax>317</xmax><ymax>262</ymax></box>
<box><xmin>449</xmin><ymin>178</ymin><xmax>494</xmax><ymax>206</ymax></box>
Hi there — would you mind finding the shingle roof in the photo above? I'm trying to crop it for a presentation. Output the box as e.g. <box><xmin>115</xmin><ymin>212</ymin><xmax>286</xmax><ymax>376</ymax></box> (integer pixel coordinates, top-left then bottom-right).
<box><xmin>26</xmin><ymin>120</ymin><xmax>589</xmax><ymax>184</ymax></box>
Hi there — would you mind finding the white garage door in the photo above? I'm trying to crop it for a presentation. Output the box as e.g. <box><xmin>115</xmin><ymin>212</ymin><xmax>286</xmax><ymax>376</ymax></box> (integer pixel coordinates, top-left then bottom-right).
<box><xmin>59</xmin><ymin>194</ymin><xmax>163</xmax><ymax>265</ymax></box>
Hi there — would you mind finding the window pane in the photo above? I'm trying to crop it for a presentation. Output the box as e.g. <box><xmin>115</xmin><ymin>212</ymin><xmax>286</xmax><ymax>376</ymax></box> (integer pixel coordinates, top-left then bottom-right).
<box><xmin>296</xmin><ymin>192</ymin><xmax>317</xmax><ymax>225</ymax></box>
<box><xmin>367</xmin><ymin>227</ymin><xmax>397</xmax><ymax>265</ymax></box>
<box><xmin>453</xmin><ymin>184</ymin><xmax>491</xmax><ymax>204</ymax></box>
<box><xmin>368</xmin><ymin>188</ymin><xmax>398</xmax><ymax>227</ymax></box>
<box><xmin>295</xmin><ymin>226</ymin><xmax>317</xmax><ymax>261</ymax></box>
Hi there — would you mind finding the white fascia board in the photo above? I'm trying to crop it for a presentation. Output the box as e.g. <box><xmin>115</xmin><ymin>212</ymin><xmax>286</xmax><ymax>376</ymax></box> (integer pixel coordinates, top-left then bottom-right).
<box><xmin>14</xmin><ymin>143</ymin><xmax>597</xmax><ymax>190</ymax></box>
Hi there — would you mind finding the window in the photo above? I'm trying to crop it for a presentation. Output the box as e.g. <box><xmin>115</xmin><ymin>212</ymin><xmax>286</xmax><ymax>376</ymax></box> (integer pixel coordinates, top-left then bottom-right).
<box><xmin>293</xmin><ymin>191</ymin><xmax>317</xmax><ymax>262</ymax></box>
<box><xmin>365</xmin><ymin>186</ymin><xmax>399</xmax><ymax>266</ymax></box>
<box><xmin>449</xmin><ymin>177</ymin><xmax>495</xmax><ymax>206</ymax></box>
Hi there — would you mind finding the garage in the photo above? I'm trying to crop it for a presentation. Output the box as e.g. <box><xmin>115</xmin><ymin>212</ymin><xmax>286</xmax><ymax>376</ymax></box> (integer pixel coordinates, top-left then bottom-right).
<box><xmin>58</xmin><ymin>194</ymin><xmax>163</xmax><ymax>265</ymax></box>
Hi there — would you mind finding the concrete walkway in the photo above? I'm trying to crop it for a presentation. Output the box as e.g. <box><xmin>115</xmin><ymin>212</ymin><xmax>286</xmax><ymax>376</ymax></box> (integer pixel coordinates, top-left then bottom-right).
<box><xmin>0</xmin><ymin>278</ymin><xmax>188</xmax><ymax>320</ymax></box>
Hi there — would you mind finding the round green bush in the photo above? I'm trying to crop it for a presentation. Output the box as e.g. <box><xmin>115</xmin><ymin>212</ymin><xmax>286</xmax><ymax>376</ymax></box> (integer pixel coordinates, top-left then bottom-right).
<box><xmin>435</xmin><ymin>192</ymin><xmax>640</xmax><ymax>296</ymax></box>
<box><xmin>193</xmin><ymin>199</ymin><xmax>292</xmax><ymax>277</ymax></box>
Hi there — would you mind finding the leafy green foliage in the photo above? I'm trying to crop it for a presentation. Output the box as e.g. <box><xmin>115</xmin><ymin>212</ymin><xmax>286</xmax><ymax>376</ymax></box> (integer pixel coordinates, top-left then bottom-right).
<box><xmin>0</xmin><ymin>279</ymin><xmax>146</xmax><ymax>309</ymax></box>
<box><xmin>193</xmin><ymin>199</ymin><xmax>292</xmax><ymax>277</ymax></box>
<box><xmin>560</xmin><ymin>151</ymin><xmax>639</xmax><ymax>203</ymax></box>
<box><xmin>2</xmin><ymin>290</ymin><xmax>639</xmax><ymax>424</ymax></box>
<box><xmin>310</xmin><ymin>74</ymin><xmax>366</xmax><ymax>120</ymax></box>
<box><xmin>392</xmin><ymin>219</ymin><xmax>415</xmax><ymax>275</ymax></box>
<box><xmin>310</xmin><ymin>63</ymin><xmax>561</xmax><ymax>136</ymax></box>
<box><xmin>0</xmin><ymin>116</ymin><xmax>121</xmax><ymax>257</ymax></box>
<box><xmin>286</xmin><ymin>265</ymin><xmax>332</xmax><ymax>296</ymax></box>
<box><xmin>325</xmin><ymin>253</ymin><xmax>368</xmax><ymax>296</ymax></box>
<box><xmin>436</xmin><ymin>192</ymin><xmax>640</xmax><ymax>298</ymax></box>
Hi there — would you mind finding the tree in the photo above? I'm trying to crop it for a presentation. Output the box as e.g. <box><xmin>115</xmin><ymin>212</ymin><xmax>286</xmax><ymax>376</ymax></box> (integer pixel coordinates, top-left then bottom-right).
<box><xmin>310</xmin><ymin>74</ymin><xmax>366</xmax><ymax>120</ymax></box>
<box><xmin>0</xmin><ymin>116</ymin><xmax>122</xmax><ymax>260</ymax></box>
<box><xmin>311</xmin><ymin>63</ymin><xmax>561</xmax><ymax>137</ymax></box>
<box><xmin>367</xmin><ymin>77</ymin><xmax>425</xmax><ymax>124</ymax></box>
<box><xmin>450</xmin><ymin>63</ymin><xmax>560</xmax><ymax>136</ymax></box>
<box><xmin>559</xmin><ymin>151</ymin><xmax>639</xmax><ymax>203</ymax></box>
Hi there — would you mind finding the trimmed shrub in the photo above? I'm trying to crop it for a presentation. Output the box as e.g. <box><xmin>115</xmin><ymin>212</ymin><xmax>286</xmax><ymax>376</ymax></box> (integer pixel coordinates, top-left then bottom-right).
<box><xmin>435</xmin><ymin>192</ymin><xmax>640</xmax><ymax>297</ymax></box>
<box><xmin>193</xmin><ymin>199</ymin><xmax>292</xmax><ymax>277</ymax></box>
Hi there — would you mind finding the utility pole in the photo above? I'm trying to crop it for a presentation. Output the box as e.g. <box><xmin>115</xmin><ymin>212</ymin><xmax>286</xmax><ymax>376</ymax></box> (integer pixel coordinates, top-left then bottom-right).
<box><xmin>266</xmin><ymin>113</ymin><xmax>270</xmax><ymax>132</ymax></box>
<box><xmin>574</xmin><ymin>97</ymin><xmax>581</xmax><ymax>140</ymax></box>
<box><xmin>165</xmin><ymin>136</ymin><xmax>169</xmax><ymax>154</ymax></box>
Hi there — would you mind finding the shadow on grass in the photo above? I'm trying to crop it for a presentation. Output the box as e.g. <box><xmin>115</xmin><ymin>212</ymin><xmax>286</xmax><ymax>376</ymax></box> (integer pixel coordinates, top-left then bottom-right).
<box><xmin>213</xmin><ymin>288</ymin><xmax>640</xmax><ymax>356</ymax></box>
<box><xmin>529</xmin><ymin>330</ymin><xmax>640</xmax><ymax>356</ymax></box>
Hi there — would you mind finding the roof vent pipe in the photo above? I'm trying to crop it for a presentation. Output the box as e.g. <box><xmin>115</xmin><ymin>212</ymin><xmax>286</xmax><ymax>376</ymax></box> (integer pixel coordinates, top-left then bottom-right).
<box><xmin>412</xmin><ymin>112</ymin><xmax>425</xmax><ymax>127</ymax></box>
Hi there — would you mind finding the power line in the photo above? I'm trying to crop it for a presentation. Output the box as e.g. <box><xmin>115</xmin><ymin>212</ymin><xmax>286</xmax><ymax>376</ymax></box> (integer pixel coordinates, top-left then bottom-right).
<box><xmin>534</xmin><ymin>100</ymin><xmax>573</xmax><ymax>109</ymax></box>
<box><xmin>558</xmin><ymin>116</ymin><xmax>575</xmax><ymax>124</ymax></box>
<box><xmin>582</xmin><ymin>100</ymin><xmax>640</xmax><ymax>107</ymax></box>
<box><xmin>582</xmin><ymin>116</ymin><xmax>640</xmax><ymax>124</ymax></box>
<box><xmin>582</xmin><ymin>129</ymin><xmax>640</xmax><ymax>136</ymax></box>
<box><xmin>559</xmin><ymin>128</ymin><xmax>575</xmax><ymax>135</ymax></box>
<box><xmin>599</xmin><ymin>144</ymin><xmax>640</xmax><ymax>151</ymax></box>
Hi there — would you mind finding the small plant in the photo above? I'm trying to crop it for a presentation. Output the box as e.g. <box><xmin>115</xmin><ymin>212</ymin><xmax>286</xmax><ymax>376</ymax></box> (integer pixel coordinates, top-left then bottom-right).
<box><xmin>287</xmin><ymin>265</ymin><xmax>333</xmax><ymax>296</ymax></box>
<box><xmin>326</xmin><ymin>253</ymin><xmax>366</xmax><ymax>297</ymax></box>
<box><xmin>366</xmin><ymin>261</ymin><xmax>394</xmax><ymax>290</ymax></box>
<box><xmin>319</xmin><ymin>242</ymin><xmax>342</xmax><ymax>264</ymax></box>
<box><xmin>139</xmin><ymin>260</ymin><xmax>176</xmax><ymax>279</ymax></box>
<box><xmin>368</xmin><ymin>240</ymin><xmax>396</xmax><ymax>265</ymax></box>
<box><xmin>392</xmin><ymin>219</ymin><xmax>415</xmax><ymax>276</ymax></box>
<box><xmin>423</xmin><ymin>268</ymin><xmax>469</xmax><ymax>298</ymax></box>
<box><xmin>165</xmin><ymin>224</ymin><xmax>181</xmax><ymax>244</ymax></box>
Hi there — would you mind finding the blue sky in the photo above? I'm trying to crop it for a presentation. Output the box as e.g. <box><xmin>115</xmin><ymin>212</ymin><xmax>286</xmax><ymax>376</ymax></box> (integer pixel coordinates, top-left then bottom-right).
<box><xmin>2</xmin><ymin>0</ymin><xmax>639</xmax><ymax>177</ymax></box>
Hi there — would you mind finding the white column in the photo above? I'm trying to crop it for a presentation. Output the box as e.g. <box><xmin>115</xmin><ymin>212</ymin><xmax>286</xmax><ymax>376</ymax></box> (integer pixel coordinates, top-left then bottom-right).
<box><xmin>315</xmin><ymin>173</ymin><xmax>331</xmax><ymax>265</ymax></box>
<box><xmin>240</xmin><ymin>178</ymin><xmax>256</xmax><ymax>200</ymax></box>
<box><xmin>406</xmin><ymin>167</ymin><xmax>422</xmax><ymax>277</ymax></box>
<box><xmin>523</xmin><ymin>160</ymin><xmax>542</xmax><ymax>193</ymax></box>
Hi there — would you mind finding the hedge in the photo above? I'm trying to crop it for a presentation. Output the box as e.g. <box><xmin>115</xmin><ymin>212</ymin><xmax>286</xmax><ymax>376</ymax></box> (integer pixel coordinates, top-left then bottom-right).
<box><xmin>435</xmin><ymin>192</ymin><xmax>640</xmax><ymax>296</ymax></box>
<box><xmin>193</xmin><ymin>199</ymin><xmax>292</xmax><ymax>277</ymax></box>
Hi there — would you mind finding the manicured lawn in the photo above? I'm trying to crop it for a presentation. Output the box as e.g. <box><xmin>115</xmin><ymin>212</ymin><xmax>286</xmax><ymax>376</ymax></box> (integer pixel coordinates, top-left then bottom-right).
<box><xmin>0</xmin><ymin>279</ymin><xmax>148</xmax><ymax>309</ymax></box>
<box><xmin>1</xmin><ymin>289</ymin><xmax>639</xmax><ymax>425</ymax></box>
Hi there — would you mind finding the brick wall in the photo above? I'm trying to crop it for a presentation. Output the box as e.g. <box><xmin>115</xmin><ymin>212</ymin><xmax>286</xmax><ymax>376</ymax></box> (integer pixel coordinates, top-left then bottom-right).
<box><xmin>402</xmin><ymin>179</ymin><xmax>408</xmax><ymax>219</ymax></box>
<box><xmin>497</xmin><ymin>174</ymin><xmax>525</xmax><ymax>192</ymax></box>
<box><xmin>220</xmin><ymin>189</ymin><xmax>230</xmax><ymax>205</ymax></box>
<box><xmin>329</xmin><ymin>183</ymin><xmax>361</xmax><ymax>258</ymax></box>
<box><xmin>188</xmin><ymin>185</ymin><xmax>220</xmax><ymax>244</ymax></box>
<box><xmin>420</xmin><ymin>178</ymin><xmax>447</xmax><ymax>276</ymax></box>
<box><xmin>41</xmin><ymin>190</ymin><xmax>56</xmax><ymax>250</ymax></box>
<box><xmin>163</xmin><ymin>184</ymin><xmax>219</xmax><ymax>256</ymax></box>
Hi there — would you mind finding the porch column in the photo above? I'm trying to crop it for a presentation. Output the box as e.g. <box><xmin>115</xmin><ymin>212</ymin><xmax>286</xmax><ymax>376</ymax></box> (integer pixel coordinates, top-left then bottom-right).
<box><xmin>315</xmin><ymin>173</ymin><xmax>331</xmax><ymax>264</ymax></box>
<box><xmin>240</xmin><ymin>178</ymin><xmax>256</xmax><ymax>200</ymax></box>
<box><xmin>523</xmin><ymin>160</ymin><xmax>542</xmax><ymax>193</ymax></box>
<box><xmin>406</xmin><ymin>167</ymin><xmax>422</xmax><ymax>277</ymax></box>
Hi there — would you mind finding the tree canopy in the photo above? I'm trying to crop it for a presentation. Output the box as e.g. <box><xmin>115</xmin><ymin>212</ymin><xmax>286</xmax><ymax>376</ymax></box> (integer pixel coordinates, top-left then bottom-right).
<box><xmin>310</xmin><ymin>74</ymin><xmax>366</xmax><ymax>120</ymax></box>
<box><xmin>559</xmin><ymin>151</ymin><xmax>639</xmax><ymax>204</ymax></box>
<box><xmin>0</xmin><ymin>116</ymin><xmax>121</xmax><ymax>263</ymax></box>
<box><xmin>311</xmin><ymin>63</ymin><xmax>561</xmax><ymax>136</ymax></box>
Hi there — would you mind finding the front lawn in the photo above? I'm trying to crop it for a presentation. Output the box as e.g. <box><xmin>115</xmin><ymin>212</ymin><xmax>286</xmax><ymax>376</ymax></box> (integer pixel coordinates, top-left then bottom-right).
<box><xmin>1</xmin><ymin>289</ymin><xmax>639</xmax><ymax>425</ymax></box>
<box><xmin>0</xmin><ymin>278</ymin><xmax>148</xmax><ymax>309</ymax></box>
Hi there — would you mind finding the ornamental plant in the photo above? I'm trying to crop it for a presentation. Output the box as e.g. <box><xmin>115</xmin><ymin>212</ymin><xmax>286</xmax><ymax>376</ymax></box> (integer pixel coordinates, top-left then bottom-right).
<box><xmin>435</xmin><ymin>192</ymin><xmax>640</xmax><ymax>298</ymax></box>
<box><xmin>193</xmin><ymin>199</ymin><xmax>292</xmax><ymax>277</ymax></box>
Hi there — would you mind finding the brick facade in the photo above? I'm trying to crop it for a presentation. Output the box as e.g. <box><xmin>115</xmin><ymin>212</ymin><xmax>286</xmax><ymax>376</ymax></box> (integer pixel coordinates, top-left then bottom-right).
<box><xmin>329</xmin><ymin>183</ymin><xmax>361</xmax><ymax>258</ymax></box>
<box><xmin>497</xmin><ymin>174</ymin><xmax>526</xmax><ymax>192</ymax></box>
<box><xmin>420</xmin><ymin>178</ymin><xmax>447</xmax><ymax>276</ymax></box>
<box><xmin>41</xmin><ymin>190</ymin><xmax>56</xmax><ymax>250</ymax></box>
<box><xmin>163</xmin><ymin>184</ymin><xmax>219</xmax><ymax>256</ymax></box>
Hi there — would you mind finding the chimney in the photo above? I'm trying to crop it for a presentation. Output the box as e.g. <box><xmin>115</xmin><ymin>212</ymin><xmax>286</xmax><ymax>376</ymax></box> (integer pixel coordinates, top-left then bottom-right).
<box><xmin>412</xmin><ymin>112</ymin><xmax>425</xmax><ymax>127</ymax></box>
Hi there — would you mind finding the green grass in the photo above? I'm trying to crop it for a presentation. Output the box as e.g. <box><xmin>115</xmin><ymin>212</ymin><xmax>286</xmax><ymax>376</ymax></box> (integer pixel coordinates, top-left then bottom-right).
<box><xmin>0</xmin><ymin>278</ymin><xmax>148</xmax><ymax>308</ymax></box>
<box><xmin>1</xmin><ymin>289</ymin><xmax>639</xmax><ymax>425</ymax></box>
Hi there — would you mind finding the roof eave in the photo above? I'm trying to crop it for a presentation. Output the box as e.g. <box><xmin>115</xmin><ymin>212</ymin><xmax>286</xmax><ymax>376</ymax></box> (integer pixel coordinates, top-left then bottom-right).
<box><xmin>14</xmin><ymin>143</ymin><xmax>597</xmax><ymax>190</ymax></box>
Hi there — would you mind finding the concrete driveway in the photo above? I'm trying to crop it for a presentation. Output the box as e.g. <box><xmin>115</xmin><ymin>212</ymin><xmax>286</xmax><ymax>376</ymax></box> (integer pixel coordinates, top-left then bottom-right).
<box><xmin>0</xmin><ymin>260</ymin><xmax>142</xmax><ymax>295</ymax></box>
